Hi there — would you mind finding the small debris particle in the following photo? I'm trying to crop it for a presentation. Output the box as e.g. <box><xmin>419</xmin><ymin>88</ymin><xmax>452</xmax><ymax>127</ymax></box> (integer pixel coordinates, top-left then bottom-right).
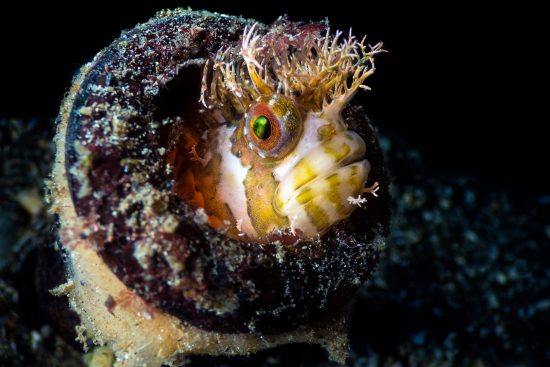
<box><xmin>193</xmin><ymin>207</ymin><xmax>209</xmax><ymax>225</ymax></box>
<box><xmin>105</xmin><ymin>295</ymin><xmax>116</xmax><ymax>315</ymax></box>
<box><xmin>162</xmin><ymin>215</ymin><xmax>180</xmax><ymax>233</ymax></box>
<box><xmin>49</xmin><ymin>280</ymin><xmax>75</xmax><ymax>296</ymax></box>
<box><xmin>79</xmin><ymin>106</ymin><xmax>93</xmax><ymax>116</ymax></box>
<box><xmin>84</xmin><ymin>346</ymin><xmax>116</xmax><ymax>367</ymax></box>
<box><xmin>140</xmin><ymin>309</ymin><xmax>153</xmax><ymax>320</ymax></box>
<box><xmin>14</xmin><ymin>189</ymin><xmax>43</xmax><ymax>215</ymax></box>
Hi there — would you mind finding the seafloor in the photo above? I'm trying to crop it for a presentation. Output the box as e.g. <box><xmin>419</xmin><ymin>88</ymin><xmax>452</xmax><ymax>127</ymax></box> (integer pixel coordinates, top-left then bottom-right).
<box><xmin>1</xmin><ymin>118</ymin><xmax>549</xmax><ymax>366</ymax></box>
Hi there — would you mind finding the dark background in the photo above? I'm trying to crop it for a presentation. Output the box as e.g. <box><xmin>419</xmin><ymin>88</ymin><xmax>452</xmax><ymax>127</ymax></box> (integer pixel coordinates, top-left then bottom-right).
<box><xmin>1</xmin><ymin>2</ymin><xmax>548</xmax><ymax>366</ymax></box>
<box><xmin>0</xmin><ymin>2</ymin><xmax>544</xmax><ymax>186</ymax></box>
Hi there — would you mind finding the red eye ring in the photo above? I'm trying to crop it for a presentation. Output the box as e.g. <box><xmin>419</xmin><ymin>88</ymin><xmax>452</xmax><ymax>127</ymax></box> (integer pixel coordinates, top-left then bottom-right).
<box><xmin>246</xmin><ymin>103</ymin><xmax>282</xmax><ymax>156</ymax></box>
<box><xmin>244</xmin><ymin>96</ymin><xmax>303</xmax><ymax>160</ymax></box>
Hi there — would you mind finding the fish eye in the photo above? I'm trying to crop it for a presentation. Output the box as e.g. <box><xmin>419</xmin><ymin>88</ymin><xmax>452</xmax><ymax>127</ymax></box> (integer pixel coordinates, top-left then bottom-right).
<box><xmin>245</xmin><ymin>96</ymin><xmax>302</xmax><ymax>159</ymax></box>
<box><xmin>252</xmin><ymin>115</ymin><xmax>271</xmax><ymax>140</ymax></box>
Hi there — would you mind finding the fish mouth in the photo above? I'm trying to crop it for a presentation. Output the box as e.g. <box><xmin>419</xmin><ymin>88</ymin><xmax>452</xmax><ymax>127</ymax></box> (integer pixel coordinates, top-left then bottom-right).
<box><xmin>273</xmin><ymin>130</ymin><xmax>370</xmax><ymax>237</ymax></box>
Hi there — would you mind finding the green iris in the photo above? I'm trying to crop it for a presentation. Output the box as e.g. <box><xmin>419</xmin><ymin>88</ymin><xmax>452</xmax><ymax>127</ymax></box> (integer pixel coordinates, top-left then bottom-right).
<box><xmin>252</xmin><ymin>115</ymin><xmax>271</xmax><ymax>140</ymax></box>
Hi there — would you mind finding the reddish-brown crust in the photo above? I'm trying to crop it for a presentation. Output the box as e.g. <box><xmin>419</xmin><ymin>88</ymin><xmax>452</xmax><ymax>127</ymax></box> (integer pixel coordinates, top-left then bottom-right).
<box><xmin>62</xmin><ymin>11</ymin><xmax>389</xmax><ymax>334</ymax></box>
